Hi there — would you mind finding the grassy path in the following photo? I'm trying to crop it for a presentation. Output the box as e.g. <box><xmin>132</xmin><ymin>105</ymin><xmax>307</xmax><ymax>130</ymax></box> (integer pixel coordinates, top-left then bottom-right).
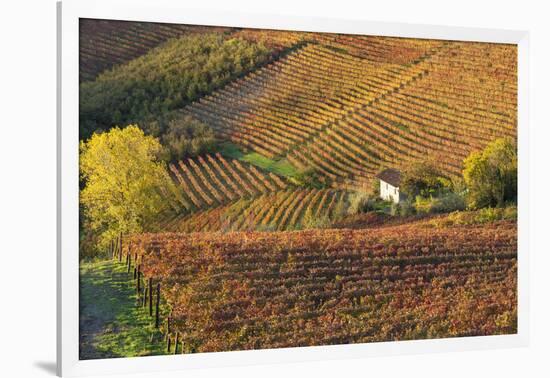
<box><xmin>219</xmin><ymin>141</ymin><xmax>299</xmax><ymax>178</ymax></box>
<box><xmin>79</xmin><ymin>260</ymin><xmax>165</xmax><ymax>359</ymax></box>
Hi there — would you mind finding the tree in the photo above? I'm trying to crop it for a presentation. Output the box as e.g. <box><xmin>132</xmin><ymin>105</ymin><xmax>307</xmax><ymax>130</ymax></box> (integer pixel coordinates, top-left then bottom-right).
<box><xmin>400</xmin><ymin>160</ymin><xmax>448</xmax><ymax>199</ymax></box>
<box><xmin>161</xmin><ymin>115</ymin><xmax>217</xmax><ymax>161</ymax></box>
<box><xmin>80</xmin><ymin>125</ymin><xmax>175</xmax><ymax>254</ymax></box>
<box><xmin>463</xmin><ymin>138</ymin><xmax>517</xmax><ymax>208</ymax></box>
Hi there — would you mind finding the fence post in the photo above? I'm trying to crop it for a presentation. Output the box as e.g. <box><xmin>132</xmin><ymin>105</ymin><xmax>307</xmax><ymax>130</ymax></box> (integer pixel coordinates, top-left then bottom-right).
<box><xmin>155</xmin><ymin>283</ymin><xmax>161</xmax><ymax>328</ymax></box>
<box><xmin>166</xmin><ymin>333</ymin><xmax>171</xmax><ymax>353</ymax></box>
<box><xmin>136</xmin><ymin>265</ymin><xmax>141</xmax><ymax>304</ymax></box>
<box><xmin>148</xmin><ymin>278</ymin><xmax>153</xmax><ymax>316</ymax></box>
<box><xmin>143</xmin><ymin>286</ymin><xmax>148</xmax><ymax>308</ymax></box>
<box><xmin>119</xmin><ymin>232</ymin><xmax>122</xmax><ymax>262</ymax></box>
<box><xmin>165</xmin><ymin>316</ymin><xmax>171</xmax><ymax>341</ymax></box>
<box><xmin>174</xmin><ymin>332</ymin><xmax>179</xmax><ymax>354</ymax></box>
<box><xmin>118</xmin><ymin>233</ymin><xmax>123</xmax><ymax>262</ymax></box>
<box><xmin>127</xmin><ymin>253</ymin><xmax>132</xmax><ymax>274</ymax></box>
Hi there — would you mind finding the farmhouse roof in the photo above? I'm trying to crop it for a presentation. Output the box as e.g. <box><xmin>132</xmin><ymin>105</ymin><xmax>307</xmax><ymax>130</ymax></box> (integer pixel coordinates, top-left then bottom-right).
<box><xmin>376</xmin><ymin>168</ymin><xmax>402</xmax><ymax>187</ymax></box>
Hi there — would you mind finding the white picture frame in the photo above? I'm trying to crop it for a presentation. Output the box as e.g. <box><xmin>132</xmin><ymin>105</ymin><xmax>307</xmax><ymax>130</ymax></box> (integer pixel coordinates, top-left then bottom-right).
<box><xmin>57</xmin><ymin>0</ymin><xmax>530</xmax><ymax>376</ymax></box>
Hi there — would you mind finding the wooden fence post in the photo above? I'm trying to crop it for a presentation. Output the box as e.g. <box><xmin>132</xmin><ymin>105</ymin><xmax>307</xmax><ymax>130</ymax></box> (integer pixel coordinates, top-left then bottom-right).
<box><xmin>133</xmin><ymin>253</ymin><xmax>137</xmax><ymax>279</ymax></box>
<box><xmin>165</xmin><ymin>316</ymin><xmax>171</xmax><ymax>341</ymax></box>
<box><xmin>118</xmin><ymin>233</ymin><xmax>123</xmax><ymax>262</ymax></box>
<box><xmin>155</xmin><ymin>283</ymin><xmax>161</xmax><ymax>328</ymax></box>
<box><xmin>148</xmin><ymin>278</ymin><xmax>153</xmax><ymax>316</ymax></box>
<box><xmin>136</xmin><ymin>265</ymin><xmax>141</xmax><ymax>304</ymax></box>
<box><xmin>118</xmin><ymin>232</ymin><xmax>122</xmax><ymax>262</ymax></box>
<box><xmin>143</xmin><ymin>286</ymin><xmax>148</xmax><ymax>308</ymax></box>
<box><xmin>166</xmin><ymin>333</ymin><xmax>171</xmax><ymax>353</ymax></box>
<box><xmin>174</xmin><ymin>332</ymin><xmax>179</xmax><ymax>354</ymax></box>
<box><xmin>127</xmin><ymin>253</ymin><xmax>132</xmax><ymax>274</ymax></box>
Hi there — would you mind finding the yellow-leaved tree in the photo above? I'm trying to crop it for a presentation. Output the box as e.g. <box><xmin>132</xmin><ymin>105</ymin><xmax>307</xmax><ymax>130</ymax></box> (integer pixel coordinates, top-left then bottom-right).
<box><xmin>80</xmin><ymin>125</ymin><xmax>178</xmax><ymax>257</ymax></box>
<box><xmin>463</xmin><ymin>137</ymin><xmax>517</xmax><ymax>209</ymax></box>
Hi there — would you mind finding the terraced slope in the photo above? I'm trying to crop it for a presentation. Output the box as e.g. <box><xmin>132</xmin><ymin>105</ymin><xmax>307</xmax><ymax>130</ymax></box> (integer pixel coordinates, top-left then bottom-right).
<box><xmin>288</xmin><ymin>42</ymin><xmax>517</xmax><ymax>189</ymax></box>
<box><xmin>312</xmin><ymin>34</ymin><xmax>444</xmax><ymax>63</ymax></box>
<box><xmin>81</xmin><ymin>23</ymin><xmax>516</xmax><ymax>191</ymax></box>
<box><xmin>168</xmin><ymin>153</ymin><xmax>288</xmax><ymax>213</ymax></box>
<box><xmin>125</xmin><ymin>221</ymin><xmax>517</xmax><ymax>352</ymax></box>
<box><xmin>164</xmin><ymin>189</ymin><xmax>350</xmax><ymax>232</ymax></box>
<box><xmin>236</xmin><ymin>28</ymin><xmax>444</xmax><ymax>64</ymax></box>
<box><xmin>79</xmin><ymin>22</ymin><xmax>308</xmax><ymax>84</ymax></box>
<box><xmin>79</xmin><ymin>19</ymin><xmax>231</xmax><ymax>82</ymax></box>
<box><xmin>81</xmin><ymin>23</ymin><xmax>517</xmax><ymax>190</ymax></box>
<box><xmin>180</xmin><ymin>42</ymin><xmax>442</xmax><ymax>159</ymax></box>
<box><xmin>163</xmin><ymin>34</ymin><xmax>516</xmax><ymax>190</ymax></box>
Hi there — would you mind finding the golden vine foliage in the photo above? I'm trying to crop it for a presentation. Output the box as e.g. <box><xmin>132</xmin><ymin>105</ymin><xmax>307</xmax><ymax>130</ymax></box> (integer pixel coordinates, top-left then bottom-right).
<box><xmin>127</xmin><ymin>221</ymin><xmax>517</xmax><ymax>353</ymax></box>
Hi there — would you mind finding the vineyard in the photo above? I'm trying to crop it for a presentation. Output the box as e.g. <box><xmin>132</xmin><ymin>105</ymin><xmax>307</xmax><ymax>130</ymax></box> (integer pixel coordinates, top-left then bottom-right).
<box><xmin>166</xmin><ymin>188</ymin><xmax>350</xmax><ymax>233</ymax></box>
<box><xmin>307</xmin><ymin>41</ymin><xmax>516</xmax><ymax>187</ymax></box>
<box><xmin>162</xmin><ymin>153</ymin><xmax>350</xmax><ymax>232</ymax></box>
<box><xmin>79</xmin><ymin>19</ymin><xmax>231</xmax><ymax>82</ymax></box>
<box><xmin>181</xmin><ymin>42</ymin><xmax>433</xmax><ymax>160</ymax></box>
<box><xmin>175</xmin><ymin>36</ymin><xmax>517</xmax><ymax>189</ymax></box>
<box><xmin>167</xmin><ymin>153</ymin><xmax>287</xmax><ymax>212</ymax></box>
<box><xmin>79</xmin><ymin>21</ymin><xmax>518</xmax><ymax>358</ymax></box>
<box><xmin>80</xmin><ymin>23</ymin><xmax>517</xmax><ymax>189</ymax></box>
<box><xmin>118</xmin><ymin>220</ymin><xmax>516</xmax><ymax>353</ymax></box>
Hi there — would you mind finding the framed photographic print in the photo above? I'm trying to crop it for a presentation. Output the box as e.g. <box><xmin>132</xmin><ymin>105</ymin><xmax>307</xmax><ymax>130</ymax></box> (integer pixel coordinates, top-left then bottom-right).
<box><xmin>57</xmin><ymin>0</ymin><xmax>529</xmax><ymax>376</ymax></box>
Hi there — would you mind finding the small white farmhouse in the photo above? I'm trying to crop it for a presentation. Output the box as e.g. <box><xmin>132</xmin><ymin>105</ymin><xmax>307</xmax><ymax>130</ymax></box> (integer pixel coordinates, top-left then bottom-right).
<box><xmin>376</xmin><ymin>168</ymin><xmax>402</xmax><ymax>204</ymax></box>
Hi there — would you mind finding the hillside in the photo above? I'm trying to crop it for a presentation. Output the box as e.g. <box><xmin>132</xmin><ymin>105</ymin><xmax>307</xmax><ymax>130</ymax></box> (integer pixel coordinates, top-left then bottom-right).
<box><xmin>175</xmin><ymin>36</ymin><xmax>516</xmax><ymax>189</ymax></box>
<box><xmin>79</xmin><ymin>29</ymin><xmax>518</xmax><ymax>233</ymax></box>
<box><xmin>158</xmin><ymin>152</ymin><xmax>350</xmax><ymax>232</ymax></box>
<box><xmin>165</xmin><ymin>188</ymin><xmax>349</xmax><ymax>232</ymax></box>
<box><xmin>288</xmin><ymin>41</ymin><xmax>516</xmax><ymax>188</ymax></box>
<box><xmin>79</xmin><ymin>33</ymin><xmax>275</xmax><ymax>139</ymax></box>
<box><xmin>123</xmin><ymin>220</ymin><xmax>516</xmax><ymax>352</ymax></box>
<box><xmin>79</xmin><ymin>19</ymin><xmax>232</xmax><ymax>82</ymax></box>
<box><xmin>80</xmin><ymin>24</ymin><xmax>516</xmax><ymax>189</ymax></box>
<box><xmin>167</xmin><ymin>153</ymin><xmax>288</xmax><ymax>212</ymax></box>
<box><xmin>78</xmin><ymin>22</ymin><xmax>518</xmax><ymax>358</ymax></box>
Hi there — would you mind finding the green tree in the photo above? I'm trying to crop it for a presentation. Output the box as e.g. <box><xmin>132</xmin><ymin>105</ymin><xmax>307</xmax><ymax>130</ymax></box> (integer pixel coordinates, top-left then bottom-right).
<box><xmin>161</xmin><ymin>115</ymin><xmax>217</xmax><ymax>161</ymax></box>
<box><xmin>80</xmin><ymin>126</ymin><xmax>175</xmax><ymax>253</ymax></box>
<box><xmin>463</xmin><ymin>137</ymin><xmax>517</xmax><ymax>208</ymax></box>
<box><xmin>400</xmin><ymin>160</ymin><xmax>448</xmax><ymax>199</ymax></box>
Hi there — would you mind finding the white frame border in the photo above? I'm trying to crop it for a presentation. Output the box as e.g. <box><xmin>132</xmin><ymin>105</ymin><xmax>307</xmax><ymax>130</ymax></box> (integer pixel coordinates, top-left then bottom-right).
<box><xmin>57</xmin><ymin>1</ymin><xmax>530</xmax><ymax>376</ymax></box>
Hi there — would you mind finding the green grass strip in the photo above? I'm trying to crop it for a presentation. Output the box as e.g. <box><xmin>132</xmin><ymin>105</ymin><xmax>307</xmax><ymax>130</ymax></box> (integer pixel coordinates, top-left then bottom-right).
<box><xmin>219</xmin><ymin>142</ymin><xmax>299</xmax><ymax>178</ymax></box>
<box><xmin>79</xmin><ymin>260</ymin><xmax>167</xmax><ymax>359</ymax></box>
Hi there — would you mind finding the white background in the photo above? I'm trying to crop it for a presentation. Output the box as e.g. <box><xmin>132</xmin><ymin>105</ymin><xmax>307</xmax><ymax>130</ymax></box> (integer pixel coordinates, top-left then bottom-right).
<box><xmin>0</xmin><ymin>0</ymin><xmax>548</xmax><ymax>377</ymax></box>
